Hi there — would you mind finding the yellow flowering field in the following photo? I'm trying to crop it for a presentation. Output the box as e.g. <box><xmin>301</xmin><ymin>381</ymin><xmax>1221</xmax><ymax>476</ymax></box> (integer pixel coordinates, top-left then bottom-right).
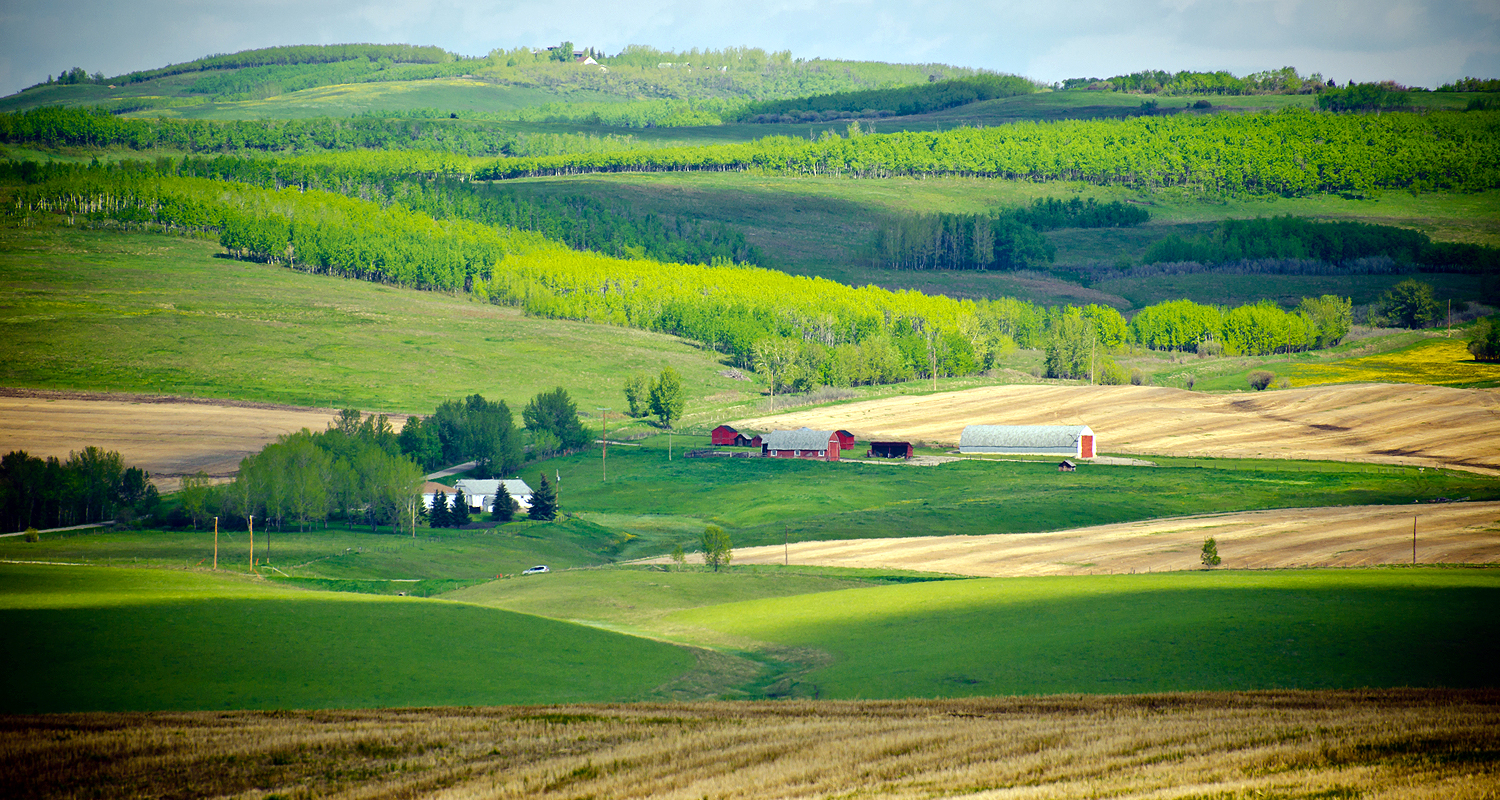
<box><xmin>1290</xmin><ymin>337</ymin><xmax>1500</xmax><ymax>387</ymax></box>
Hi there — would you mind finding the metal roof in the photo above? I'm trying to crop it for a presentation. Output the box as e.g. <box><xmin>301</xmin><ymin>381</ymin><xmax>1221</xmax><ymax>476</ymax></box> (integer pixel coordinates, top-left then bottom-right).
<box><xmin>454</xmin><ymin>478</ymin><xmax>534</xmax><ymax>498</ymax></box>
<box><xmin>760</xmin><ymin>428</ymin><xmax>839</xmax><ymax>451</ymax></box>
<box><xmin>960</xmin><ymin>425</ymin><xmax>1093</xmax><ymax>449</ymax></box>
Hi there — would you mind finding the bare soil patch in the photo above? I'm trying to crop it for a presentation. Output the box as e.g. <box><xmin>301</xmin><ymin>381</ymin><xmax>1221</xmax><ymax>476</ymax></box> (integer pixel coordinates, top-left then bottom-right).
<box><xmin>0</xmin><ymin>390</ymin><xmax>372</xmax><ymax>491</ymax></box>
<box><xmin>734</xmin><ymin>382</ymin><xmax>1500</xmax><ymax>475</ymax></box>
<box><xmin>726</xmin><ymin>502</ymin><xmax>1500</xmax><ymax>576</ymax></box>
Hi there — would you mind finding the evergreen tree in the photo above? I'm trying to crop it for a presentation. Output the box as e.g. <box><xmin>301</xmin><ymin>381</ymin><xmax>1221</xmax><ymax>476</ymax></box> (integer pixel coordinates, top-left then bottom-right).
<box><xmin>429</xmin><ymin>490</ymin><xmax>449</xmax><ymax>528</ymax></box>
<box><xmin>450</xmin><ymin>487</ymin><xmax>470</xmax><ymax>527</ymax></box>
<box><xmin>624</xmin><ymin>374</ymin><xmax>649</xmax><ymax>417</ymax></box>
<box><xmin>528</xmin><ymin>474</ymin><xmax>558</xmax><ymax>521</ymax></box>
<box><xmin>491</xmin><ymin>488</ymin><xmax>517</xmax><ymax>521</ymax></box>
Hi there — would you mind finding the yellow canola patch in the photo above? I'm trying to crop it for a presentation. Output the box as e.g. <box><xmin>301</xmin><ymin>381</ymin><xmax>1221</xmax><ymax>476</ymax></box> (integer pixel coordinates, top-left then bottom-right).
<box><xmin>1290</xmin><ymin>338</ymin><xmax>1500</xmax><ymax>387</ymax></box>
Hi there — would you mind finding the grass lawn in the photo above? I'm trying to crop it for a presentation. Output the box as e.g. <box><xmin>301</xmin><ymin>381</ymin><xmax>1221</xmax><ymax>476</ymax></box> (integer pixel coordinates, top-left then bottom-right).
<box><xmin>0</xmin><ymin>223</ymin><xmax>745</xmax><ymax>414</ymax></box>
<box><xmin>668</xmin><ymin>568</ymin><xmax>1500</xmax><ymax>697</ymax></box>
<box><xmin>0</xmin><ymin>563</ymin><xmax>695</xmax><ymax>712</ymax></box>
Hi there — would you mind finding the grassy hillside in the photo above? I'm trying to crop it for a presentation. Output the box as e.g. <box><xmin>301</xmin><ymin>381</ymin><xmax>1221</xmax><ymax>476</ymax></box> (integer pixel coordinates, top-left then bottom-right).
<box><xmin>477</xmin><ymin>172</ymin><xmax>1500</xmax><ymax>307</ymax></box>
<box><xmin>0</xmin><ymin>224</ymin><xmax>747</xmax><ymax>413</ymax></box>
<box><xmin>0</xmin><ymin>563</ymin><xmax>694</xmax><ymax>712</ymax></box>
<box><xmin>669</xmin><ymin>569</ymin><xmax>1500</xmax><ymax>697</ymax></box>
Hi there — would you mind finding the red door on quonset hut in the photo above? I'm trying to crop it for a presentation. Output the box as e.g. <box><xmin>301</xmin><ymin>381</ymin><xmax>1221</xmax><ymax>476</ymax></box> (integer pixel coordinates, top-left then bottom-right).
<box><xmin>1081</xmin><ymin>435</ymin><xmax>1095</xmax><ymax>459</ymax></box>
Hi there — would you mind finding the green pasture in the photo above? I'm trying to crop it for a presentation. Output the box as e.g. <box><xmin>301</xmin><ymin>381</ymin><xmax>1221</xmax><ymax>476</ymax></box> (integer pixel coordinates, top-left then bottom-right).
<box><xmin>135</xmin><ymin>79</ymin><xmax>622</xmax><ymax>120</ymax></box>
<box><xmin>447</xmin><ymin>565</ymin><xmax>954</xmax><ymax>637</ymax></box>
<box><xmin>0</xmin><ymin>224</ymin><xmax>747</xmax><ymax>414</ymax></box>
<box><xmin>0</xmin><ymin>518</ymin><xmax>621</xmax><ymax>580</ymax></box>
<box><xmin>668</xmin><ymin>569</ymin><xmax>1500</xmax><ymax>697</ymax></box>
<box><xmin>0</xmin><ymin>563</ymin><xmax>695</xmax><ymax>712</ymax></box>
<box><xmin>509</xmin><ymin>440</ymin><xmax>1500</xmax><ymax>554</ymax></box>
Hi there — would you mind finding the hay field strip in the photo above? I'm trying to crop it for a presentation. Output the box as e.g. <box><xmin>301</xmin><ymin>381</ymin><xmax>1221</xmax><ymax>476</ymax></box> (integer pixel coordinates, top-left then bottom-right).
<box><xmin>0</xmin><ymin>393</ymin><xmax>350</xmax><ymax>491</ymax></box>
<box><xmin>3</xmin><ymin>691</ymin><xmax>1494</xmax><ymax>800</ymax></box>
<box><xmin>734</xmin><ymin>382</ymin><xmax>1500</xmax><ymax>475</ymax></box>
<box><xmin>717</xmin><ymin>501</ymin><xmax>1500</xmax><ymax>577</ymax></box>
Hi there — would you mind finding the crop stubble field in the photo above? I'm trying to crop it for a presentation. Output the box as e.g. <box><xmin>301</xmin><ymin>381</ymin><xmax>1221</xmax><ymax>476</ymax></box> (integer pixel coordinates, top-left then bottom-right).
<box><xmin>721</xmin><ymin>501</ymin><xmax>1500</xmax><ymax>576</ymax></box>
<box><xmin>735</xmin><ymin>382</ymin><xmax>1500</xmax><ymax>475</ymax></box>
<box><xmin>3</xmin><ymin>691</ymin><xmax>1494</xmax><ymax>800</ymax></box>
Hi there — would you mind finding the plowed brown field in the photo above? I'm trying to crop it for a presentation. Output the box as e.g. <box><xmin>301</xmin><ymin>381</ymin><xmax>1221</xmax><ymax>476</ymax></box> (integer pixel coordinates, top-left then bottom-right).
<box><xmin>726</xmin><ymin>502</ymin><xmax>1500</xmax><ymax>576</ymax></box>
<box><xmin>734</xmin><ymin>383</ymin><xmax>1500</xmax><ymax>475</ymax></box>
<box><xmin>0</xmin><ymin>392</ymin><xmax>367</xmax><ymax>491</ymax></box>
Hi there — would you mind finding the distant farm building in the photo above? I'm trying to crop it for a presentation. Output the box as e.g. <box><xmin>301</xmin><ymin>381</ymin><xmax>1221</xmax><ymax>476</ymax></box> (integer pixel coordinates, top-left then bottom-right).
<box><xmin>1058</xmin><ymin>459</ymin><xmax>1077</xmax><ymax>472</ymax></box>
<box><xmin>760</xmin><ymin>428</ymin><xmax>842</xmax><ymax>461</ymax></box>
<box><xmin>868</xmin><ymin>441</ymin><xmax>913</xmax><ymax>459</ymax></box>
<box><xmin>959</xmin><ymin>425</ymin><xmax>1096</xmax><ymax>459</ymax></box>
<box><xmin>834</xmin><ymin>430</ymin><xmax>856</xmax><ymax>450</ymax></box>
<box><xmin>711</xmin><ymin>425</ymin><xmax>739</xmax><ymax>446</ymax></box>
<box><xmin>452</xmin><ymin>478</ymin><xmax>534</xmax><ymax>512</ymax></box>
<box><xmin>711</xmin><ymin>425</ymin><xmax>761</xmax><ymax>447</ymax></box>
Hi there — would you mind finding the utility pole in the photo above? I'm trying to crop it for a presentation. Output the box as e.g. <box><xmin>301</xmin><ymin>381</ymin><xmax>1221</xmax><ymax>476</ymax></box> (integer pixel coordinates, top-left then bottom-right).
<box><xmin>669</xmin><ymin>430</ymin><xmax>673</xmax><ymax>461</ymax></box>
<box><xmin>784</xmin><ymin>526</ymin><xmax>789</xmax><ymax>566</ymax></box>
<box><xmin>212</xmin><ymin>516</ymin><xmax>218</xmax><ymax>570</ymax></box>
<box><xmin>597</xmin><ymin>408</ymin><xmax>610</xmax><ymax>482</ymax></box>
<box><xmin>1413</xmin><ymin>513</ymin><xmax>1418</xmax><ymax>565</ymax></box>
<box><xmin>248</xmin><ymin>515</ymin><xmax>255</xmax><ymax>573</ymax></box>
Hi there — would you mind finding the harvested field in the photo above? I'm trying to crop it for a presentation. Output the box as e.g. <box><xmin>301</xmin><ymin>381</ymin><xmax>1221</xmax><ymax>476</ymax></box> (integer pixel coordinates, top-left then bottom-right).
<box><xmin>722</xmin><ymin>502</ymin><xmax>1500</xmax><ymax>576</ymax></box>
<box><xmin>734</xmin><ymin>382</ymin><xmax>1500</xmax><ymax>475</ymax></box>
<box><xmin>3</xmin><ymin>691</ymin><xmax>1493</xmax><ymax>799</ymax></box>
<box><xmin>0</xmin><ymin>391</ymin><xmax>363</xmax><ymax>491</ymax></box>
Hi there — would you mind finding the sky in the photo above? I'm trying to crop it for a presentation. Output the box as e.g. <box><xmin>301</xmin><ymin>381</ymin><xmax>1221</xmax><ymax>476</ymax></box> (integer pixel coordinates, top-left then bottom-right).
<box><xmin>2</xmin><ymin>0</ymin><xmax>1497</xmax><ymax>97</ymax></box>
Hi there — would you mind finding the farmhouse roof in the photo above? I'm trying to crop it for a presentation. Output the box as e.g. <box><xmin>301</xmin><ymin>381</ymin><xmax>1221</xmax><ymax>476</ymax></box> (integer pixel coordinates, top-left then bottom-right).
<box><xmin>420</xmin><ymin>481</ymin><xmax>451</xmax><ymax>495</ymax></box>
<box><xmin>454</xmin><ymin>478</ymin><xmax>534</xmax><ymax>498</ymax></box>
<box><xmin>960</xmin><ymin>425</ymin><xmax>1093</xmax><ymax>449</ymax></box>
<box><xmin>761</xmin><ymin>428</ymin><xmax>838</xmax><ymax>451</ymax></box>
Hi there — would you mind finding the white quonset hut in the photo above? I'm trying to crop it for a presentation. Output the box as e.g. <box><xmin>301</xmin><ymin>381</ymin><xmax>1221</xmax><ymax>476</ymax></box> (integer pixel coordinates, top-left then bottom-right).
<box><xmin>959</xmin><ymin>425</ymin><xmax>1096</xmax><ymax>459</ymax></box>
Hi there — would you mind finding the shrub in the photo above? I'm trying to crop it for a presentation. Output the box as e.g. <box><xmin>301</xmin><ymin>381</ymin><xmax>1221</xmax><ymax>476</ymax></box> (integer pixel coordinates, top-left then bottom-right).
<box><xmin>1196</xmin><ymin>338</ymin><xmax>1223</xmax><ymax>358</ymax></box>
<box><xmin>1185</xmin><ymin>374</ymin><xmax>1197</xmax><ymax>390</ymax></box>
<box><xmin>1201</xmin><ymin>537</ymin><xmax>1222</xmax><ymax>567</ymax></box>
<box><xmin>23</xmin><ymin>527</ymin><xmax>39</xmax><ymax>543</ymax></box>
<box><xmin>1248</xmin><ymin>370</ymin><xmax>1275</xmax><ymax>391</ymax></box>
<box><xmin>1096</xmin><ymin>361</ymin><xmax>1131</xmax><ymax>385</ymax></box>
<box><xmin>1130</xmin><ymin>369</ymin><xmax>1148</xmax><ymax>386</ymax></box>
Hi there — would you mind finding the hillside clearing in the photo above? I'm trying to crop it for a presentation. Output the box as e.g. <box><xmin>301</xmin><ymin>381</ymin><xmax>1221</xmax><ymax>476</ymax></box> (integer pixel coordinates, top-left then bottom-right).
<box><xmin>717</xmin><ymin>501</ymin><xmax>1500</xmax><ymax>576</ymax></box>
<box><xmin>734</xmin><ymin>382</ymin><xmax>1500</xmax><ymax>475</ymax></box>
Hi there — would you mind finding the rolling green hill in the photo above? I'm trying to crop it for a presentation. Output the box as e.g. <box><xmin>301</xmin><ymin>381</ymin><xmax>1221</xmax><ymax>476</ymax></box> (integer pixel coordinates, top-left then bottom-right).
<box><xmin>0</xmin><ymin>224</ymin><xmax>745</xmax><ymax>413</ymax></box>
<box><xmin>0</xmin><ymin>563</ymin><xmax>695</xmax><ymax>712</ymax></box>
<box><xmin>668</xmin><ymin>569</ymin><xmax>1500</xmax><ymax>697</ymax></box>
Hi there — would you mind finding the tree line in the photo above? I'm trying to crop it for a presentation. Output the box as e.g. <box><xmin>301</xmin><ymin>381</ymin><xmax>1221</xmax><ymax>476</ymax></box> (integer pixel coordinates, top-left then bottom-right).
<box><xmin>0</xmin><ymin>447</ymin><xmax>157</xmax><ymax>534</ymax></box>
<box><xmin>736</xmin><ymin>74</ymin><xmax>1039</xmax><ymax>122</ymax></box>
<box><xmin>866</xmin><ymin>198</ymin><xmax>1149</xmax><ymax>271</ymax></box>
<box><xmin>1059</xmin><ymin>67</ymin><xmax>1329</xmax><ymax>95</ymax></box>
<box><xmin>1142</xmin><ymin>216</ymin><xmax>1500</xmax><ymax>273</ymax></box>
<box><xmin>474</xmin><ymin>109</ymin><xmax>1500</xmax><ymax>198</ymax></box>
<box><xmin>6</xmin><ymin>164</ymin><xmax>1369</xmax><ymax>390</ymax></box>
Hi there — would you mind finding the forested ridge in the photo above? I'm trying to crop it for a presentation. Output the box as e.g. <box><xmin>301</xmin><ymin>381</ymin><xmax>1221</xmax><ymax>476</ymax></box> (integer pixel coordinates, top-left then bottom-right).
<box><xmin>1143</xmin><ymin>216</ymin><xmax>1500</xmax><ymax>272</ymax></box>
<box><xmin>866</xmin><ymin>198</ymin><xmax>1150</xmax><ymax>271</ymax></box>
<box><xmin>7</xmin><ymin>107</ymin><xmax>1497</xmax><ymax>198</ymax></box>
<box><xmin>477</xmin><ymin>109</ymin><xmax>1500</xmax><ymax>197</ymax></box>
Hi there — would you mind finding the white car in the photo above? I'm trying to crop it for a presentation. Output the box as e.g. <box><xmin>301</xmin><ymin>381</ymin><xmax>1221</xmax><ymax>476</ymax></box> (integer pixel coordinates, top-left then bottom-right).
<box><xmin>521</xmin><ymin>565</ymin><xmax>550</xmax><ymax>575</ymax></box>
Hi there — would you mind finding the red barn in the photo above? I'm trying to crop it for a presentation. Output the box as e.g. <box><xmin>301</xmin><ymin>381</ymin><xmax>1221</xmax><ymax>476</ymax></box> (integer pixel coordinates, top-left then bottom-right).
<box><xmin>834</xmin><ymin>430</ymin><xmax>856</xmax><ymax>450</ymax></box>
<box><xmin>760</xmin><ymin>428</ymin><xmax>841</xmax><ymax>461</ymax></box>
<box><xmin>711</xmin><ymin>425</ymin><xmax>739</xmax><ymax>446</ymax></box>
